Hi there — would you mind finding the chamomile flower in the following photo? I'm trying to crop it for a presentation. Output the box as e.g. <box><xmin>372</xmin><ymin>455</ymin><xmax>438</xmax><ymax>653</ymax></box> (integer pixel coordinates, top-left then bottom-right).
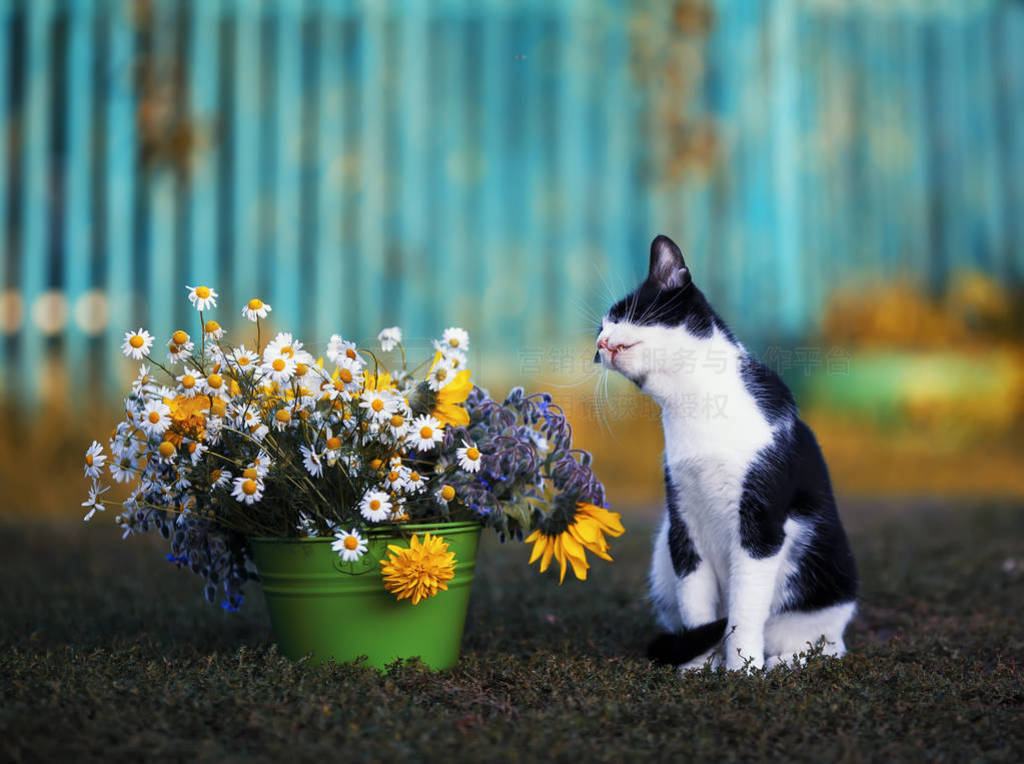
<box><xmin>166</xmin><ymin>330</ymin><xmax>195</xmax><ymax>363</ymax></box>
<box><xmin>408</xmin><ymin>415</ymin><xmax>444</xmax><ymax>452</ymax></box>
<box><xmin>323</xmin><ymin>359</ymin><xmax>363</xmax><ymax>401</ymax></box>
<box><xmin>242</xmin><ymin>298</ymin><xmax>272</xmax><ymax>322</ymax></box>
<box><xmin>202</xmin><ymin>372</ymin><xmax>229</xmax><ymax>397</ymax></box>
<box><xmin>377</xmin><ymin>326</ymin><xmax>402</xmax><ymax>352</ymax></box>
<box><xmin>405</xmin><ymin>469</ymin><xmax>427</xmax><ymax>493</ymax></box>
<box><xmin>176</xmin><ymin>372</ymin><xmax>202</xmax><ymax>398</ymax></box>
<box><xmin>81</xmin><ymin>482</ymin><xmax>109</xmax><ymax>522</ymax></box>
<box><xmin>121</xmin><ymin>328</ymin><xmax>154</xmax><ymax>360</ymax></box>
<box><xmin>139</xmin><ymin>400</ymin><xmax>172</xmax><ymax>437</ymax></box>
<box><xmin>427</xmin><ymin>356</ymin><xmax>456</xmax><ymax>392</ymax></box>
<box><xmin>441</xmin><ymin>327</ymin><xmax>469</xmax><ymax>352</ymax></box>
<box><xmin>433</xmin><ymin>342</ymin><xmax>468</xmax><ymax>369</ymax></box>
<box><xmin>436</xmin><ymin>483</ymin><xmax>456</xmax><ymax>507</ymax></box>
<box><xmin>155</xmin><ymin>440</ymin><xmax>178</xmax><ymax>464</ymax></box>
<box><xmin>359</xmin><ymin>388</ymin><xmax>397</xmax><ymax>423</ymax></box>
<box><xmin>210</xmin><ymin>468</ymin><xmax>232</xmax><ymax>489</ymax></box>
<box><xmin>456</xmin><ymin>439</ymin><xmax>483</xmax><ymax>473</ymax></box>
<box><xmin>184</xmin><ymin>440</ymin><xmax>207</xmax><ymax>466</ymax></box>
<box><xmin>271</xmin><ymin>407</ymin><xmax>293</xmax><ymax>432</ymax></box>
<box><xmin>326</xmin><ymin>335</ymin><xmax>363</xmax><ymax>367</ymax></box>
<box><xmin>247</xmin><ymin>450</ymin><xmax>273</xmax><ymax>478</ymax></box>
<box><xmin>229</xmin><ymin>345</ymin><xmax>258</xmax><ymax>371</ymax></box>
<box><xmin>332</xmin><ymin>529</ymin><xmax>368</xmax><ymax>562</ymax></box>
<box><xmin>382</xmin><ymin>466</ymin><xmax>408</xmax><ymax>492</ymax></box>
<box><xmin>231</xmin><ymin>475</ymin><xmax>264</xmax><ymax>505</ymax></box>
<box><xmin>296</xmin><ymin>512</ymin><xmax>320</xmax><ymax>537</ymax></box>
<box><xmin>186</xmin><ymin>285</ymin><xmax>218</xmax><ymax>311</ymax></box>
<box><xmin>109</xmin><ymin>455</ymin><xmax>138</xmax><ymax>483</ymax></box>
<box><xmin>386</xmin><ymin>411</ymin><xmax>409</xmax><ymax>439</ymax></box>
<box><xmin>299</xmin><ymin>445</ymin><xmax>324</xmax><ymax>477</ymax></box>
<box><xmin>263</xmin><ymin>332</ymin><xmax>308</xmax><ymax>364</ymax></box>
<box><xmin>261</xmin><ymin>355</ymin><xmax>295</xmax><ymax>386</ymax></box>
<box><xmin>131</xmin><ymin>363</ymin><xmax>155</xmax><ymax>395</ymax></box>
<box><xmin>84</xmin><ymin>440</ymin><xmax>107</xmax><ymax>479</ymax></box>
<box><xmin>203</xmin><ymin>319</ymin><xmax>225</xmax><ymax>340</ymax></box>
<box><xmin>359</xmin><ymin>489</ymin><xmax>392</xmax><ymax>523</ymax></box>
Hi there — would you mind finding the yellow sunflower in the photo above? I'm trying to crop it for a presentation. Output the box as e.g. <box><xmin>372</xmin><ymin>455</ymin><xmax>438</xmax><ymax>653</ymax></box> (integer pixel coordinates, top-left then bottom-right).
<box><xmin>427</xmin><ymin>353</ymin><xmax>472</xmax><ymax>427</ymax></box>
<box><xmin>525</xmin><ymin>502</ymin><xmax>625</xmax><ymax>583</ymax></box>
<box><xmin>363</xmin><ymin>371</ymin><xmax>394</xmax><ymax>392</ymax></box>
<box><xmin>380</xmin><ymin>532</ymin><xmax>457</xmax><ymax>605</ymax></box>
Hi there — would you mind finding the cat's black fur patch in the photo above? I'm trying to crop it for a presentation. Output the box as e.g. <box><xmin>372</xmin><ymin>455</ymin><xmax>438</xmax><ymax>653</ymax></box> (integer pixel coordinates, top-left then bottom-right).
<box><xmin>647</xmin><ymin>618</ymin><xmax>729</xmax><ymax>666</ymax></box>
<box><xmin>607</xmin><ymin>277</ymin><xmax>737</xmax><ymax>345</ymax></box>
<box><xmin>740</xmin><ymin>357</ymin><xmax>797</xmax><ymax>425</ymax></box>
<box><xmin>664</xmin><ymin>464</ymin><xmax>700</xmax><ymax>576</ymax></box>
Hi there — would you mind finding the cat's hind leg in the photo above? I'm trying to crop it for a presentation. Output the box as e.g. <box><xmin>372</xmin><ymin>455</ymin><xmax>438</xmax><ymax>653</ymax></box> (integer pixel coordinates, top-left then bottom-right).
<box><xmin>763</xmin><ymin>601</ymin><xmax>856</xmax><ymax>669</ymax></box>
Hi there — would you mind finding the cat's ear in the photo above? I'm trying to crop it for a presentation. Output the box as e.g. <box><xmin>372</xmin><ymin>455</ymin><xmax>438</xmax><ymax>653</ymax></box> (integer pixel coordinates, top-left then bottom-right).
<box><xmin>648</xmin><ymin>234</ymin><xmax>691</xmax><ymax>290</ymax></box>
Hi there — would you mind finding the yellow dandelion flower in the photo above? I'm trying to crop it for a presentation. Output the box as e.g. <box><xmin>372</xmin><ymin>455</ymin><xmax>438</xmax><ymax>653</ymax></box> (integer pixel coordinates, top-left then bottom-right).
<box><xmin>525</xmin><ymin>502</ymin><xmax>625</xmax><ymax>584</ymax></box>
<box><xmin>380</xmin><ymin>532</ymin><xmax>457</xmax><ymax>605</ymax></box>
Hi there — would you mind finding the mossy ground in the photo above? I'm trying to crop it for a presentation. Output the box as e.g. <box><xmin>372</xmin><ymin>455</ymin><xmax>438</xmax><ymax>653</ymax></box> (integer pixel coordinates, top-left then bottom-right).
<box><xmin>2</xmin><ymin>501</ymin><xmax>1022</xmax><ymax>762</ymax></box>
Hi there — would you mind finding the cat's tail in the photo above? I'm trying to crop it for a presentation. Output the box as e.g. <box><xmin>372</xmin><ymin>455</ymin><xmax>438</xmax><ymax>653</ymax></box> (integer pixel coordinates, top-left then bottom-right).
<box><xmin>647</xmin><ymin>618</ymin><xmax>728</xmax><ymax>666</ymax></box>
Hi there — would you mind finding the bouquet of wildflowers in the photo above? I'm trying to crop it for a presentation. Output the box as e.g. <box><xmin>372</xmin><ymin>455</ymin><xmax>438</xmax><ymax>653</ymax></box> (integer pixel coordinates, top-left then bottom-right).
<box><xmin>82</xmin><ymin>285</ymin><xmax>623</xmax><ymax>611</ymax></box>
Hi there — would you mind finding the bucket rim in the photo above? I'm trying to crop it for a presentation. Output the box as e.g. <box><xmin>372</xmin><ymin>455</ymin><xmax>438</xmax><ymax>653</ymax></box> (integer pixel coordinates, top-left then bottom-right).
<box><xmin>249</xmin><ymin>519</ymin><xmax>484</xmax><ymax>544</ymax></box>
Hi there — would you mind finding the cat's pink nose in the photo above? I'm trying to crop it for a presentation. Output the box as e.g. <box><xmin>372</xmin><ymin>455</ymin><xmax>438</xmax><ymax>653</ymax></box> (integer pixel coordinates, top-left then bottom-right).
<box><xmin>597</xmin><ymin>337</ymin><xmax>612</xmax><ymax>351</ymax></box>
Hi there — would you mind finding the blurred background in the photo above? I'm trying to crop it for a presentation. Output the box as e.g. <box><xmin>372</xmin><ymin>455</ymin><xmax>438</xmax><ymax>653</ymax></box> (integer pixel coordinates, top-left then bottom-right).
<box><xmin>1</xmin><ymin>0</ymin><xmax>1022</xmax><ymax>516</ymax></box>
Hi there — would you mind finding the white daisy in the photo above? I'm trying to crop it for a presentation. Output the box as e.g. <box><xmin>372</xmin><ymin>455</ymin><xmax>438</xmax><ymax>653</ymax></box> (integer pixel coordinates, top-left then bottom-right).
<box><xmin>248</xmin><ymin>450</ymin><xmax>274</xmax><ymax>477</ymax></box>
<box><xmin>359</xmin><ymin>489</ymin><xmax>392</xmax><ymax>522</ymax></box>
<box><xmin>84</xmin><ymin>440</ymin><xmax>107</xmax><ymax>479</ymax></box>
<box><xmin>271</xmin><ymin>407</ymin><xmax>293</xmax><ymax>432</ymax></box>
<box><xmin>166</xmin><ymin>331</ymin><xmax>195</xmax><ymax>363</ymax></box>
<box><xmin>441</xmin><ymin>327</ymin><xmax>469</xmax><ymax>352</ymax></box>
<box><xmin>377</xmin><ymin>326</ymin><xmax>403</xmax><ymax>352</ymax></box>
<box><xmin>427</xmin><ymin>356</ymin><xmax>456</xmax><ymax>392</ymax></box>
<box><xmin>408</xmin><ymin>415</ymin><xmax>444</xmax><ymax>452</ymax></box>
<box><xmin>139</xmin><ymin>400</ymin><xmax>172</xmax><ymax>437</ymax></box>
<box><xmin>382</xmin><ymin>466</ymin><xmax>408</xmax><ymax>493</ymax></box>
<box><xmin>205</xmin><ymin>415</ymin><xmax>225</xmax><ymax>445</ymax></box>
<box><xmin>242</xmin><ymin>298</ymin><xmax>272</xmax><ymax>322</ymax></box>
<box><xmin>130</xmin><ymin>363</ymin><xmax>156</xmax><ymax>396</ymax></box>
<box><xmin>261</xmin><ymin>355</ymin><xmax>295</xmax><ymax>386</ymax></box>
<box><xmin>81</xmin><ymin>482</ymin><xmax>109</xmax><ymax>522</ymax></box>
<box><xmin>263</xmin><ymin>332</ymin><xmax>311</xmax><ymax>365</ymax></box>
<box><xmin>386</xmin><ymin>410</ymin><xmax>409</xmax><ymax>439</ymax></box>
<box><xmin>185</xmin><ymin>440</ymin><xmax>207</xmax><ymax>466</ymax></box>
<box><xmin>210</xmin><ymin>468</ymin><xmax>232</xmax><ymax>489</ymax></box>
<box><xmin>405</xmin><ymin>469</ymin><xmax>427</xmax><ymax>493</ymax></box>
<box><xmin>456</xmin><ymin>439</ymin><xmax>483</xmax><ymax>473</ymax></box>
<box><xmin>326</xmin><ymin>335</ymin><xmax>364</xmax><ymax>367</ymax></box>
<box><xmin>202</xmin><ymin>372</ymin><xmax>230</xmax><ymax>397</ymax></box>
<box><xmin>176</xmin><ymin>372</ymin><xmax>202</xmax><ymax>398</ymax></box>
<box><xmin>296</xmin><ymin>512</ymin><xmax>320</xmax><ymax>537</ymax></box>
<box><xmin>121</xmin><ymin>328</ymin><xmax>154</xmax><ymax>360</ymax></box>
<box><xmin>359</xmin><ymin>389</ymin><xmax>397</xmax><ymax>423</ymax></box>
<box><xmin>332</xmin><ymin>528</ymin><xmax>368</xmax><ymax>562</ymax></box>
<box><xmin>435</xmin><ymin>483</ymin><xmax>456</xmax><ymax>507</ymax></box>
<box><xmin>231</xmin><ymin>475</ymin><xmax>264</xmax><ymax>505</ymax></box>
<box><xmin>203</xmin><ymin>319</ymin><xmax>225</xmax><ymax>340</ymax></box>
<box><xmin>109</xmin><ymin>455</ymin><xmax>137</xmax><ymax>483</ymax></box>
<box><xmin>229</xmin><ymin>345</ymin><xmax>258</xmax><ymax>372</ymax></box>
<box><xmin>433</xmin><ymin>342</ymin><xmax>467</xmax><ymax>370</ymax></box>
<box><xmin>300</xmin><ymin>445</ymin><xmax>324</xmax><ymax>477</ymax></box>
<box><xmin>186</xmin><ymin>285</ymin><xmax>218</xmax><ymax>311</ymax></box>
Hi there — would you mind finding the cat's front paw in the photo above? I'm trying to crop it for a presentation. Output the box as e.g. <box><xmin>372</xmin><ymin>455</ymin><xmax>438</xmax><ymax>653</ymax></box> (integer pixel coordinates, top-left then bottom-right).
<box><xmin>724</xmin><ymin>638</ymin><xmax>765</xmax><ymax>672</ymax></box>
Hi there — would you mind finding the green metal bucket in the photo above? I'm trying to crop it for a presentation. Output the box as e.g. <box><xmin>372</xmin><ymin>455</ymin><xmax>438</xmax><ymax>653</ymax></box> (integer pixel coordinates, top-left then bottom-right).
<box><xmin>249</xmin><ymin>521</ymin><xmax>482</xmax><ymax>670</ymax></box>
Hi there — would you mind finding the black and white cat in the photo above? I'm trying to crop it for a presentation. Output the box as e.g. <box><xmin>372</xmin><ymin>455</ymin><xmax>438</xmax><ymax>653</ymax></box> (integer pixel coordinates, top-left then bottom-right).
<box><xmin>596</xmin><ymin>235</ymin><xmax>858</xmax><ymax>672</ymax></box>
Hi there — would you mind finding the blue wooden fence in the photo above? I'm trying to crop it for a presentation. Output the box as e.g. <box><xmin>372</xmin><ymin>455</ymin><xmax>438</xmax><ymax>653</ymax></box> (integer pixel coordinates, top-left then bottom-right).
<box><xmin>0</xmin><ymin>0</ymin><xmax>1021</xmax><ymax>402</ymax></box>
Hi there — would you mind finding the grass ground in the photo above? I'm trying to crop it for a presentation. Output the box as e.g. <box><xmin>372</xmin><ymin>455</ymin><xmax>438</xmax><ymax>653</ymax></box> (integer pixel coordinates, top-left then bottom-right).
<box><xmin>2</xmin><ymin>500</ymin><xmax>1022</xmax><ymax>762</ymax></box>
